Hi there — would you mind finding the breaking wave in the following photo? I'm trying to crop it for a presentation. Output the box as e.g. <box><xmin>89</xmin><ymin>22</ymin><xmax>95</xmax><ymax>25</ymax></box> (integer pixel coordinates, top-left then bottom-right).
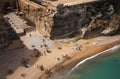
<box><xmin>69</xmin><ymin>44</ymin><xmax>120</xmax><ymax>73</ymax></box>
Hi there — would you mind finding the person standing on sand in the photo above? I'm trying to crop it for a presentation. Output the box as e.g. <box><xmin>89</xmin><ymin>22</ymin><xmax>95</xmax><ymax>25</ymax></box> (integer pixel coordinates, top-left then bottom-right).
<box><xmin>45</xmin><ymin>69</ymin><xmax>52</xmax><ymax>77</ymax></box>
<box><xmin>21</xmin><ymin>72</ymin><xmax>27</xmax><ymax>78</ymax></box>
<box><xmin>61</xmin><ymin>65</ymin><xmax>65</xmax><ymax>69</ymax></box>
<box><xmin>21</xmin><ymin>58</ymin><xmax>30</xmax><ymax>68</ymax></box>
<box><xmin>35</xmin><ymin>51</ymin><xmax>41</xmax><ymax>57</ymax></box>
<box><xmin>40</xmin><ymin>65</ymin><xmax>44</xmax><ymax>71</ymax></box>
<box><xmin>37</xmin><ymin>65</ymin><xmax>45</xmax><ymax>71</ymax></box>
<box><xmin>43</xmin><ymin>39</ymin><xmax>45</xmax><ymax>42</ymax></box>
<box><xmin>29</xmin><ymin>34</ymin><xmax>31</xmax><ymax>37</ymax></box>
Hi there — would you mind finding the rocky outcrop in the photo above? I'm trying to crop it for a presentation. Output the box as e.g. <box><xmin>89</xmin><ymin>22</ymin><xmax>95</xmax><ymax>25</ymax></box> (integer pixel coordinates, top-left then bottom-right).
<box><xmin>102</xmin><ymin>15</ymin><xmax>120</xmax><ymax>35</ymax></box>
<box><xmin>18</xmin><ymin>0</ymin><xmax>56</xmax><ymax>38</ymax></box>
<box><xmin>50</xmin><ymin>0</ymin><xmax>120</xmax><ymax>39</ymax></box>
<box><xmin>35</xmin><ymin>9</ymin><xmax>55</xmax><ymax>38</ymax></box>
<box><xmin>17</xmin><ymin>0</ymin><xmax>120</xmax><ymax>39</ymax></box>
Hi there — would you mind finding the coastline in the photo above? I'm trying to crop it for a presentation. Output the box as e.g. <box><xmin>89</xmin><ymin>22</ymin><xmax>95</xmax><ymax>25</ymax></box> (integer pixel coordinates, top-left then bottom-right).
<box><xmin>40</xmin><ymin>39</ymin><xmax>120</xmax><ymax>79</ymax></box>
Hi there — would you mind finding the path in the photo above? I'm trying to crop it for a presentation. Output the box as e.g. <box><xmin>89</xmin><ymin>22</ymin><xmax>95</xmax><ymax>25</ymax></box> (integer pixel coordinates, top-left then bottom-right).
<box><xmin>4</xmin><ymin>12</ymin><xmax>30</xmax><ymax>35</ymax></box>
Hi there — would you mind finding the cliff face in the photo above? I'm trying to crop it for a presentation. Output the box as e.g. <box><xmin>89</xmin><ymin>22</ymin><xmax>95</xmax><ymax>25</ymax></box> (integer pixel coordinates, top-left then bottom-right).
<box><xmin>17</xmin><ymin>0</ymin><xmax>120</xmax><ymax>39</ymax></box>
<box><xmin>18</xmin><ymin>0</ymin><xmax>55</xmax><ymax>38</ymax></box>
<box><xmin>0</xmin><ymin>0</ymin><xmax>120</xmax><ymax>47</ymax></box>
<box><xmin>50</xmin><ymin>0</ymin><xmax>120</xmax><ymax>39</ymax></box>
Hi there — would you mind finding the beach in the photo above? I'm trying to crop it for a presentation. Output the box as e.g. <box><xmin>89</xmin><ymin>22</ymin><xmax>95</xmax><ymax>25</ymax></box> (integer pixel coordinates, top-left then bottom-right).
<box><xmin>1</xmin><ymin>31</ymin><xmax>120</xmax><ymax>79</ymax></box>
<box><xmin>1</xmin><ymin>0</ymin><xmax>120</xmax><ymax>79</ymax></box>
<box><xmin>40</xmin><ymin>35</ymin><xmax>120</xmax><ymax>79</ymax></box>
<box><xmin>61</xmin><ymin>45</ymin><xmax>120</xmax><ymax>79</ymax></box>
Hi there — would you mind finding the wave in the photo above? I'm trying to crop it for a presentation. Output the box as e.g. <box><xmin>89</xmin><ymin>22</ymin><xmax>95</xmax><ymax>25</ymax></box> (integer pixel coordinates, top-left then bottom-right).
<box><xmin>69</xmin><ymin>44</ymin><xmax>120</xmax><ymax>74</ymax></box>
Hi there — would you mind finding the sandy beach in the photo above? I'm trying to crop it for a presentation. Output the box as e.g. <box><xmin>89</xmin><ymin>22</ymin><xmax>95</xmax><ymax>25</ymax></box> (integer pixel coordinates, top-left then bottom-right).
<box><xmin>0</xmin><ymin>31</ymin><xmax>120</xmax><ymax>79</ymax></box>
<box><xmin>40</xmin><ymin>35</ymin><xmax>120</xmax><ymax>79</ymax></box>
<box><xmin>1</xmin><ymin>0</ymin><xmax>120</xmax><ymax>79</ymax></box>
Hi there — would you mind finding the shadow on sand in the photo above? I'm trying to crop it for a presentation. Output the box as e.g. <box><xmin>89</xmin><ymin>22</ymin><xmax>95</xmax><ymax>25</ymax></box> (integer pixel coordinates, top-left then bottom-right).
<box><xmin>0</xmin><ymin>15</ymin><xmax>39</xmax><ymax>79</ymax></box>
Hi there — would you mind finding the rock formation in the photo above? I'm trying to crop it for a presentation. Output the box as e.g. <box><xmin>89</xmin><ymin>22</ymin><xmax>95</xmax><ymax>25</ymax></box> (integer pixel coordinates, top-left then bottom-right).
<box><xmin>50</xmin><ymin>0</ymin><xmax>120</xmax><ymax>39</ymax></box>
<box><xmin>1</xmin><ymin>0</ymin><xmax>120</xmax><ymax>41</ymax></box>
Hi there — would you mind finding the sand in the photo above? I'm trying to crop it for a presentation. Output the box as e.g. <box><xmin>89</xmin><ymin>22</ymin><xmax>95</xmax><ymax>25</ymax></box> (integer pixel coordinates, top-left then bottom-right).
<box><xmin>40</xmin><ymin>36</ymin><xmax>120</xmax><ymax>79</ymax></box>
<box><xmin>2</xmin><ymin>6</ymin><xmax>120</xmax><ymax>79</ymax></box>
<box><xmin>0</xmin><ymin>31</ymin><xmax>120</xmax><ymax>79</ymax></box>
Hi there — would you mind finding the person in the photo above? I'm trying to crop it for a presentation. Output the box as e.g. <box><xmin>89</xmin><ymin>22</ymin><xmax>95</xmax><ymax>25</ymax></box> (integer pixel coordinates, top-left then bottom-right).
<box><xmin>21</xmin><ymin>73</ymin><xmax>26</xmax><ymax>78</ymax></box>
<box><xmin>65</xmin><ymin>54</ymin><xmax>68</xmax><ymax>58</ymax></box>
<box><xmin>35</xmin><ymin>51</ymin><xmax>41</xmax><ymax>57</ymax></box>
<box><xmin>33</xmin><ymin>48</ymin><xmax>37</xmax><ymax>51</ymax></box>
<box><xmin>40</xmin><ymin>65</ymin><xmax>44</xmax><ymax>71</ymax></box>
<box><xmin>45</xmin><ymin>69</ymin><xmax>52</xmax><ymax>75</ymax></box>
<box><xmin>40</xmin><ymin>45</ymin><xmax>43</xmax><ymax>48</ymax></box>
<box><xmin>29</xmin><ymin>34</ymin><xmax>31</xmax><ymax>37</ymax></box>
<box><xmin>8</xmin><ymin>69</ymin><xmax>14</xmax><ymax>74</ymax></box>
<box><xmin>21</xmin><ymin>58</ymin><xmax>30</xmax><ymax>68</ymax></box>
<box><xmin>44</xmin><ymin>44</ymin><xmax>47</xmax><ymax>47</ymax></box>
<box><xmin>43</xmin><ymin>39</ymin><xmax>45</xmax><ymax>42</ymax></box>
<box><xmin>62</xmin><ymin>54</ymin><xmax>71</xmax><ymax>59</ymax></box>
<box><xmin>61</xmin><ymin>65</ymin><xmax>64</xmax><ymax>69</ymax></box>
<box><xmin>62</xmin><ymin>55</ymin><xmax>66</xmax><ymax>58</ymax></box>
<box><xmin>33</xmin><ymin>49</ymin><xmax>41</xmax><ymax>57</ymax></box>
<box><xmin>77</xmin><ymin>46</ymin><xmax>81</xmax><ymax>50</ymax></box>
<box><xmin>57</xmin><ymin>58</ymin><xmax>60</xmax><ymax>61</ymax></box>
<box><xmin>32</xmin><ymin>45</ymin><xmax>35</xmax><ymax>48</ymax></box>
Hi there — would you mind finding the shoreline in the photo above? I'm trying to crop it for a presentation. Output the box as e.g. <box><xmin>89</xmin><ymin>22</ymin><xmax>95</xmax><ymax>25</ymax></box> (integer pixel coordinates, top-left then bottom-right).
<box><xmin>40</xmin><ymin>39</ymin><xmax>120</xmax><ymax>79</ymax></box>
<box><xmin>70</xmin><ymin>44</ymin><xmax>120</xmax><ymax>73</ymax></box>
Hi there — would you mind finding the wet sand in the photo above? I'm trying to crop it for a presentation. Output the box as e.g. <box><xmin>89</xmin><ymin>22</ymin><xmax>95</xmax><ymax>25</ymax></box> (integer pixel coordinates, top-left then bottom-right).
<box><xmin>40</xmin><ymin>38</ymin><xmax>120</xmax><ymax>79</ymax></box>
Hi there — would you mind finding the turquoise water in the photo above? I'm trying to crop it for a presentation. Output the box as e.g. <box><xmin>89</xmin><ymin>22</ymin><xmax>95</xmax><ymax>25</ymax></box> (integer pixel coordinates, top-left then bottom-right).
<box><xmin>65</xmin><ymin>51</ymin><xmax>120</xmax><ymax>79</ymax></box>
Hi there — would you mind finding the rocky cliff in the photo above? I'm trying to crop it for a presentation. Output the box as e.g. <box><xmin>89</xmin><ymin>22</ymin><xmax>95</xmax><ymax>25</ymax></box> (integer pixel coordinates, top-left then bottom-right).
<box><xmin>15</xmin><ymin>0</ymin><xmax>120</xmax><ymax>39</ymax></box>
<box><xmin>18</xmin><ymin>0</ymin><xmax>55</xmax><ymax>38</ymax></box>
<box><xmin>50</xmin><ymin>0</ymin><xmax>120</xmax><ymax>39</ymax></box>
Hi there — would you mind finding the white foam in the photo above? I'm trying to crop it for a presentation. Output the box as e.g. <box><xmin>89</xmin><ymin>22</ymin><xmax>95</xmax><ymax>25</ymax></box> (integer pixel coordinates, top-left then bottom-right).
<box><xmin>69</xmin><ymin>45</ymin><xmax>120</xmax><ymax>74</ymax></box>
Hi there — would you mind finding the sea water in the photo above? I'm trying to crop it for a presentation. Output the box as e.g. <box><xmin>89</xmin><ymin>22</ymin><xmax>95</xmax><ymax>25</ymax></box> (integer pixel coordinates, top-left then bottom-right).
<box><xmin>64</xmin><ymin>46</ymin><xmax>120</xmax><ymax>79</ymax></box>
